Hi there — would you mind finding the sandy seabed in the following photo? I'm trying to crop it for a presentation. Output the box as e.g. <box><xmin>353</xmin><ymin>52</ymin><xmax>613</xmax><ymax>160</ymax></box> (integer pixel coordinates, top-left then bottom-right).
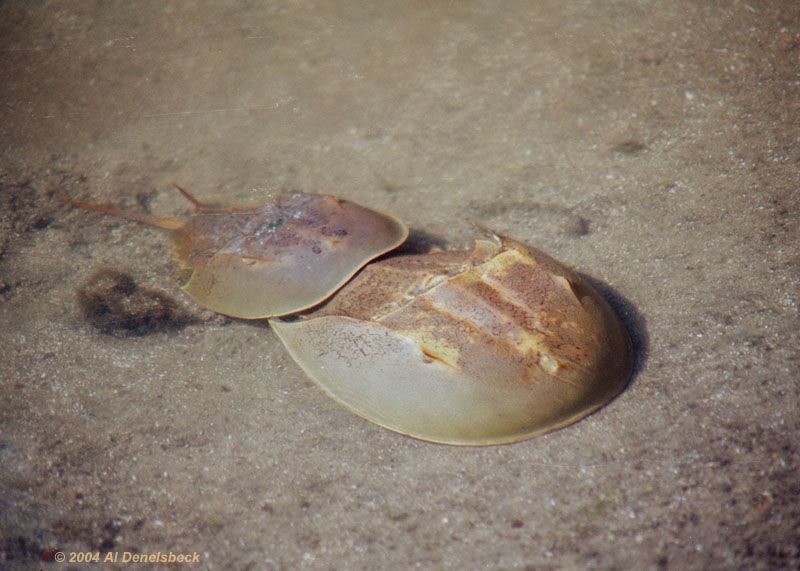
<box><xmin>1</xmin><ymin>1</ymin><xmax>798</xmax><ymax>569</ymax></box>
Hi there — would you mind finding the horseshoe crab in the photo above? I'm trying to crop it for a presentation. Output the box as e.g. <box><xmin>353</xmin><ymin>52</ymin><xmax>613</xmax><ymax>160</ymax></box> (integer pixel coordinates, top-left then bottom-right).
<box><xmin>66</xmin><ymin>186</ymin><xmax>408</xmax><ymax>318</ymax></box>
<box><xmin>270</xmin><ymin>234</ymin><xmax>632</xmax><ymax>445</ymax></box>
<box><xmin>68</xmin><ymin>186</ymin><xmax>631</xmax><ymax>445</ymax></box>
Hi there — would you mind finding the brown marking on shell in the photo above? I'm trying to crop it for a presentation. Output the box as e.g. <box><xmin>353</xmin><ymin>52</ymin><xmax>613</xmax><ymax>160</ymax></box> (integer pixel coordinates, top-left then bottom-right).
<box><xmin>271</xmin><ymin>235</ymin><xmax>632</xmax><ymax>445</ymax></box>
<box><xmin>66</xmin><ymin>186</ymin><xmax>408</xmax><ymax>318</ymax></box>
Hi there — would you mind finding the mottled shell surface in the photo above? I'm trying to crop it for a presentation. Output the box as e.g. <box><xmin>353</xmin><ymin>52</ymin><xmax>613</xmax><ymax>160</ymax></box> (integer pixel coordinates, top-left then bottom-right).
<box><xmin>174</xmin><ymin>192</ymin><xmax>407</xmax><ymax>318</ymax></box>
<box><xmin>270</xmin><ymin>236</ymin><xmax>632</xmax><ymax>445</ymax></box>
<box><xmin>68</xmin><ymin>190</ymin><xmax>408</xmax><ymax>319</ymax></box>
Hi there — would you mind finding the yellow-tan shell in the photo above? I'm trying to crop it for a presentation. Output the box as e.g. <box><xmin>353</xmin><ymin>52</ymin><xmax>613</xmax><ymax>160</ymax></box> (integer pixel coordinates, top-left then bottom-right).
<box><xmin>67</xmin><ymin>187</ymin><xmax>408</xmax><ymax>318</ymax></box>
<box><xmin>270</xmin><ymin>235</ymin><xmax>632</xmax><ymax>445</ymax></box>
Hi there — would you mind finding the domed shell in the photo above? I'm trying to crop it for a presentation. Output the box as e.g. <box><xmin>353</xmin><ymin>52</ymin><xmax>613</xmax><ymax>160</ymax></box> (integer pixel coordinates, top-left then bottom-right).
<box><xmin>67</xmin><ymin>187</ymin><xmax>408</xmax><ymax>318</ymax></box>
<box><xmin>270</xmin><ymin>235</ymin><xmax>632</xmax><ymax>445</ymax></box>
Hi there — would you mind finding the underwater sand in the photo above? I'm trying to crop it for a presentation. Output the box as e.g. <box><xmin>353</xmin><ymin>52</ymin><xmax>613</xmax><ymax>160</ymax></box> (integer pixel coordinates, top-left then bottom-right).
<box><xmin>1</xmin><ymin>1</ymin><xmax>798</xmax><ymax>569</ymax></box>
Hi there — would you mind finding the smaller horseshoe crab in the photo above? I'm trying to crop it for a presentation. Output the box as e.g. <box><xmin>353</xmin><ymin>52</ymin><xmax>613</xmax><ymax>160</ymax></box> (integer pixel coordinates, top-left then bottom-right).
<box><xmin>270</xmin><ymin>234</ymin><xmax>632</xmax><ymax>445</ymax></box>
<box><xmin>66</xmin><ymin>186</ymin><xmax>408</xmax><ymax>318</ymax></box>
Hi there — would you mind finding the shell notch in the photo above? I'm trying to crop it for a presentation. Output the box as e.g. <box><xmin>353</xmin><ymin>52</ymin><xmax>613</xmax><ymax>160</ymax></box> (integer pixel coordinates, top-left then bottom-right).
<box><xmin>270</xmin><ymin>234</ymin><xmax>633</xmax><ymax>445</ymax></box>
<box><xmin>65</xmin><ymin>185</ymin><xmax>409</xmax><ymax>318</ymax></box>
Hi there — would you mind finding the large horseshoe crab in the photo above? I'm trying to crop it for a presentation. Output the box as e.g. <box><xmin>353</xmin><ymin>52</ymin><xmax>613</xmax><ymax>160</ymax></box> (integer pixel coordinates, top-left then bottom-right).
<box><xmin>271</xmin><ymin>234</ymin><xmax>632</xmax><ymax>445</ymax></box>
